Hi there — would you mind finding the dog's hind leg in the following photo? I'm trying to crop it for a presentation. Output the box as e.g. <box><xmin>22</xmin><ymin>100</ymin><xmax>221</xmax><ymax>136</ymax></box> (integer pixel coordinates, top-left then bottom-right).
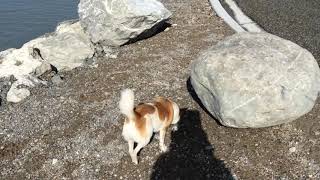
<box><xmin>171</xmin><ymin>113</ymin><xmax>180</xmax><ymax>132</ymax></box>
<box><xmin>128</xmin><ymin>140</ymin><xmax>135</xmax><ymax>161</ymax></box>
<box><xmin>159</xmin><ymin>128</ymin><xmax>168</xmax><ymax>152</ymax></box>
<box><xmin>171</xmin><ymin>102</ymin><xmax>180</xmax><ymax>132</ymax></box>
<box><xmin>131</xmin><ymin>142</ymin><xmax>146</xmax><ymax>164</ymax></box>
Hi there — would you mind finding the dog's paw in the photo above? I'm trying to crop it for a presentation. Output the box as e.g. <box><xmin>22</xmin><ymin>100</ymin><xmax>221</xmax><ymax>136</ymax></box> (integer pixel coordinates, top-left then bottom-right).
<box><xmin>133</xmin><ymin>159</ymin><xmax>138</xmax><ymax>165</ymax></box>
<box><xmin>172</xmin><ymin>125</ymin><xmax>178</xmax><ymax>132</ymax></box>
<box><xmin>160</xmin><ymin>145</ymin><xmax>168</xmax><ymax>152</ymax></box>
<box><xmin>131</xmin><ymin>155</ymin><xmax>138</xmax><ymax>164</ymax></box>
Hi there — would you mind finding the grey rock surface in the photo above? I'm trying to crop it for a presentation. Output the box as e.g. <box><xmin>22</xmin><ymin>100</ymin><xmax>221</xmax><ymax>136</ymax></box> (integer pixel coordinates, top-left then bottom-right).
<box><xmin>35</xmin><ymin>20</ymin><xmax>95</xmax><ymax>71</ymax></box>
<box><xmin>7</xmin><ymin>85</ymin><xmax>31</xmax><ymax>103</ymax></box>
<box><xmin>6</xmin><ymin>76</ymin><xmax>44</xmax><ymax>103</ymax></box>
<box><xmin>34</xmin><ymin>62</ymin><xmax>53</xmax><ymax>77</ymax></box>
<box><xmin>191</xmin><ymin>32</ymin><xmax>320</xmax><ymax>128</ymax></box>
<box><xmin>78</xmin><ymin>0</ymin><xmax>172</xmax><ymax>47</ymax></box>
<box><xmin>51</xmin><ymin>75</ymin><xmax>64</xmax><ymax>85</ymax></box>
<box><xmin>0</xmin><ymin>20</ymin><xmax>94</xmax><ymax>80</ymax></box>
<box><xmin>0</xmin><ymin>20</ymin><xmax>94</xmax><ymax>103</ymax></box>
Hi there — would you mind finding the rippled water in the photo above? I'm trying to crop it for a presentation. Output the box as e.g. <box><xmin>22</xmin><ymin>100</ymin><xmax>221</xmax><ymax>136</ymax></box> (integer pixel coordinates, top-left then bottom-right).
<box><xmin>0</xmin><ymin>0</ymin><xmax>78</xmax><ymax>51</ymax></box>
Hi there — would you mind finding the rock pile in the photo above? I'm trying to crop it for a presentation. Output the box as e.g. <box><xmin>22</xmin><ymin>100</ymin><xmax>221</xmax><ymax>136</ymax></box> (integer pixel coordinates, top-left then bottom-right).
<box><xmin>0</xmin><ymin>0</ymin><xmax>171</xmax><ymax>103</ymax></box>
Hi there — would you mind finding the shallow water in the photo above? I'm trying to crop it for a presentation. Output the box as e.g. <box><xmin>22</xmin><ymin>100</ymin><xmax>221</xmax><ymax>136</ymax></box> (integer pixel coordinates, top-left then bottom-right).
<box><xmin>0</xmin><ymin>0</ymin><xmax>78</xmax><ymax>51</ymax></box>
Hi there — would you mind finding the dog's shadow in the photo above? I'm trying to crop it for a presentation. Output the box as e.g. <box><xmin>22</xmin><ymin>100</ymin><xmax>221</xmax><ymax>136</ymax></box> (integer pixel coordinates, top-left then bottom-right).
<box><xmin>150</xmin><ymin>109</ymin><xmax>234</xmax><ymax>180</ymax></box>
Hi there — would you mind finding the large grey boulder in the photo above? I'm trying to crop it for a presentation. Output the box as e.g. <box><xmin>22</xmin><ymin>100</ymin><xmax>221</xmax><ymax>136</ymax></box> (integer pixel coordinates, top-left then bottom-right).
<box><xmin>78</xmin><ymin>0</ymin><xmax>172</xmax><ymax>47</ymax></box>
<box><xmin>191</xmin><ymin>32</ymin><xmax>320</xmax><ymax>128</ymax></box>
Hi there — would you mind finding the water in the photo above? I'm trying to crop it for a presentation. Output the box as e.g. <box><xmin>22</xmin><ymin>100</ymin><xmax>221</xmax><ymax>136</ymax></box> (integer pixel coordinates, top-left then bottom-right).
<box><xmin>0</xmin><ymin>0</ymin><xmax>79</xmax><ymax>51</ymax></box>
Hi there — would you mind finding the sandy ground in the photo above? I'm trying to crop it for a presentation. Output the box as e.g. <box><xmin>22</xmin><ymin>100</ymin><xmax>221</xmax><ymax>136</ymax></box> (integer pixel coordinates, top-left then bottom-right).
<box><xmin>1</xmin><ymin>0</ymin><xmax>320</xmax><ymax>179</ymax></box>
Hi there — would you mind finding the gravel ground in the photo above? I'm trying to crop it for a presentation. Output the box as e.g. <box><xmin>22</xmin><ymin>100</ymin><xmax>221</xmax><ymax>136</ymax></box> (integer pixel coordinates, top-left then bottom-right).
<box><xmin>233</xmin><ymin>0</ymin><xmax>320</xmax><ymax>61</ymax></box>
<box><xmin>1</xmin><ymin>0</ymin><xmax>320</xmax><ymax>179</ymax></box>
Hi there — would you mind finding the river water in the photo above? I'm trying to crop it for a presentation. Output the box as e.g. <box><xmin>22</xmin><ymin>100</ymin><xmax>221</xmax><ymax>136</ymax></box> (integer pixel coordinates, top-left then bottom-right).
<box><xmin>0</xmin><ymin>0</ymin><xmax>78</xmax><ymax>51</ymax></box>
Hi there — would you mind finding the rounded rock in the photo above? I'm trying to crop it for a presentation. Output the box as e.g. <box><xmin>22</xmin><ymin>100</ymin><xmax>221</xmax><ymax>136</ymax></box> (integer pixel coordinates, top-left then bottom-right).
<box><xmin>191</xmin><ymin>32</ymin><xmax>320</xmax><ymax>128</ymax></box>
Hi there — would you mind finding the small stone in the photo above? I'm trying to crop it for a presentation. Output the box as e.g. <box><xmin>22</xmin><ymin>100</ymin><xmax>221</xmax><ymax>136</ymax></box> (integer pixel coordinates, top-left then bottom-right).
<box><xmin>52</xmin><ymin>159</ymin><xmax>58</xmax><ymax>165</ymax></box>
<box><xmin>289</xmin><ymin>147</ymin><xmax>296</xmax><ymax>153</ymax></box>
<box><xmin>34</xmin><ymin>62</ymin><xmax>52</xmax><ymax>77</ymax></box>
<box><xmin>51</xmin><ymin>75</ymin><xmax>63</xmax><ymax>85</ymax></box>
<box><xmin>7</xmin><ymin>85</ymin><xmax>30</xmax><ymax>103</ymax></box>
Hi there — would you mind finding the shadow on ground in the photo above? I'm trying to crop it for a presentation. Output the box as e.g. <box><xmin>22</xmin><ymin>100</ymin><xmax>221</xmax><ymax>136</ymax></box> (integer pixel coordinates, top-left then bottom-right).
<box><xmin>150</xmin><ymin>109</ymin><xmax>234</xmax><ymax>180</ymax></box>
<box><xmin>124</xmin><ymin>22</ymin><xmax>172</xmax><ymax>46</ymax></box>
<box><xmin>186</xmin><ymin>77</ymin><xmax>223</xmax><ymax>126</ymax></box>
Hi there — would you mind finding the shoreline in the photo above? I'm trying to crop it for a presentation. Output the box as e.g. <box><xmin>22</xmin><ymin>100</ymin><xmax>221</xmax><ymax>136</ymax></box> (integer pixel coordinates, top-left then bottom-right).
<box><xmin>1</xmin><ymin>0</ymin><xmax>320</xmax><ymax>179</ymax></box>
<box><xmin>0</xmin><ymin>0</ymin><xmax>78</xmax><ymax>51</ymax></box>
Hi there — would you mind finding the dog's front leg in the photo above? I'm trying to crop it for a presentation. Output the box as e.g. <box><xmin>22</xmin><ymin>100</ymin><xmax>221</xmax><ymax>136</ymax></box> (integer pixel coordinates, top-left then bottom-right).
<box><xmin>159</xmin><ymin>128</ymin><xmax>168</xmax><ymax>152</ymax></box>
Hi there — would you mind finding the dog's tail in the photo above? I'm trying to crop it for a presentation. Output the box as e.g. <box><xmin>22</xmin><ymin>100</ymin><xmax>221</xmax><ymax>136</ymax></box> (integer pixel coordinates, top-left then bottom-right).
<box><xmin>119</xmin><ymin>89</ymin><xmax>135</xmax><ymax>119</ymax></box>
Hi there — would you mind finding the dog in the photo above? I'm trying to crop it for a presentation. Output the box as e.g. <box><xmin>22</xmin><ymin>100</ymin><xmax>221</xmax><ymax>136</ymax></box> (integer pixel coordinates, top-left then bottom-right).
<box><xmin>119</xmin><ymin>89</ymin><xmax>180</xmax><ymax>164</ymax></box>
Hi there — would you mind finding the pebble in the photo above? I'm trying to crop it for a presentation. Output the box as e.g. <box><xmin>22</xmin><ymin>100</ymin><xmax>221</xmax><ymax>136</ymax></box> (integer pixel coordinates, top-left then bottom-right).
<box><xmin>51</xmin><ymin>75</ymin><xmax>63</xmax><ymax>85</ymax></box>
<box><xmin>289</xmin><ymin>147</ymin><xmax>296</xmax><ymax>153</ymax></box>
<box><xmin>52</xmin><ymin>159</ymin><xmax>58</xmax><ymax>165</ymax></box>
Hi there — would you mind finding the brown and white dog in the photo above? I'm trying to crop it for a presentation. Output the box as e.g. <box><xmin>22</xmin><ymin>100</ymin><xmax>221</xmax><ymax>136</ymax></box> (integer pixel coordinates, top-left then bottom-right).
<box><xmin>119</xmin><ymin>89</ymin><xmax>180</xmax><ymax>164</ymax></box>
